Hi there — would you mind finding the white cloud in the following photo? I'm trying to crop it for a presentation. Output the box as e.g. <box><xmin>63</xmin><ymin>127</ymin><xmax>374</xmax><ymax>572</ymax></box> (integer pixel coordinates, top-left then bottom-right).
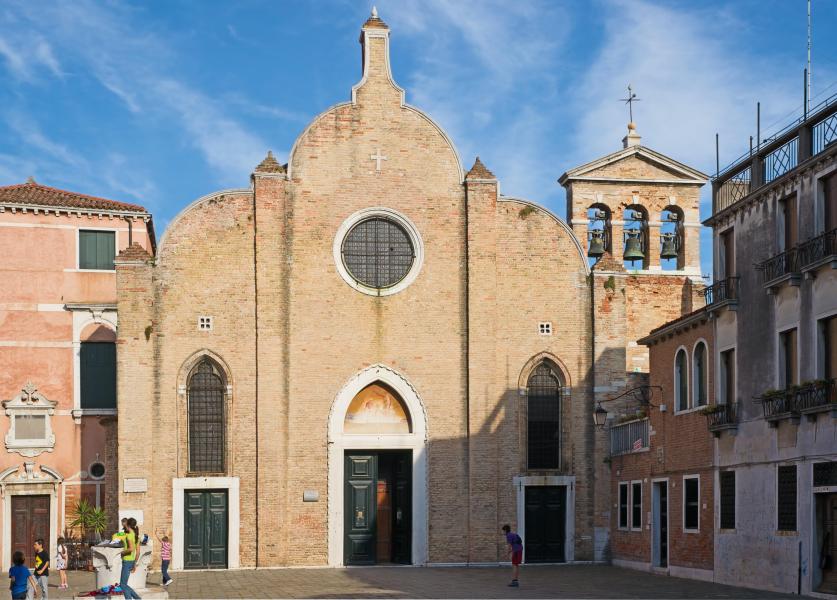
<box><xmin>0</xmin><ymin>34</ymin><xmax>62</xmax><ymax>80</ymax></box>
<box><xmin>572</xmin><ymin>0</ymin><xmax>799</xmax><ymax>177</ymax></box>
<box><xmin>1</xmin><ymin>0</ymin><xmax>270</xmax><ymax>186</ymax></box>
<box><xmin>379</xmin><ymin>0</ymin><xmax>570</xmax><ymax>204</ymax></box>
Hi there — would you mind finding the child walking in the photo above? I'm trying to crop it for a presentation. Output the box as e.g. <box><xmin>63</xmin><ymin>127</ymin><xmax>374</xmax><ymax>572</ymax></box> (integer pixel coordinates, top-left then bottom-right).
<box><xmin>55</xmin><ymin>537</ymin><xmax>68</xmax><ymax>589</ymax></box>
<box><xmin>8</xmin><ymin>551</ymin><xmax>38</xmax><ymax>600</ymax></box>
<box><xmin>30</xmin><ymin>539</ymin><xmax>49</xmax><ymax>599</ymax></box>
<box><xmin>502</xmin><ymin>524</ymin><xmax>523</xmax><ymax>588</ymax></box>
<box><xmin>155</xmin><ymin>530</ymin><xmax>172</xmax><ymax>586</ymax></box>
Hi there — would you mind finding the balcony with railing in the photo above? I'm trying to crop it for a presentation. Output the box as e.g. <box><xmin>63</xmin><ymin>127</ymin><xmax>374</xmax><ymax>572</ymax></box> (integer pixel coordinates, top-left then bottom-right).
<box><xmin>757</xmin><ymin>247</ymin><xmax>800</xmax><ymax>290</ymax></box>
<box><xmin>704</xmin><ymin>402</ymin><xmax>739</xmax><ymax>436</ymax></box>
<box><xmin>710</xmin><ymin>91</ymin><xmax>837</xmax><ymax>220</ymax></box>
<box><xmin>703</xmin><ymin>277</ymin><xmax>739</xmax><ymax>311</ymax></box>
<box><xmin>798</xmin><ymin>227</ymin><xmax>837</xmax><ymax>272</ymax></box>
<box><xmin>609</xmin><ymin>417</ymin><xmax>649</xmax><ymax>457</ymax></box>
<box><xmin>756</xmin><ymin>379</ymin><xmax>837</xmax><ymax>426</ymax></box>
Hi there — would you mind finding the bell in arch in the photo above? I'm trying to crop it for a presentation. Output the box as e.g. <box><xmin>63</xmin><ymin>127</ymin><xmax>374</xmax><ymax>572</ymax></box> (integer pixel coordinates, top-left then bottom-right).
<box><xmin>623</xmin><ymin>230</ymin><xmax>645</xmax><ymax>262</ymax></box>
<box><xmin>588</xmin><ymin>230</ymin><xmax>606</xmax><ymax>257</ymax></box>
<box><xmin>660</xmin><ymin>232</ymin><xmax>679</xmax><ymax>260</ymax></box>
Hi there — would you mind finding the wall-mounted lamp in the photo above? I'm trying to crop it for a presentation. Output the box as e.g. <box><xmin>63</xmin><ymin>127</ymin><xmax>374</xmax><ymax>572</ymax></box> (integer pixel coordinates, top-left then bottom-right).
<box><xmin>593</xmin><ymin>403</ymin><xmax>608</xmax><ymax>429</ymax></box>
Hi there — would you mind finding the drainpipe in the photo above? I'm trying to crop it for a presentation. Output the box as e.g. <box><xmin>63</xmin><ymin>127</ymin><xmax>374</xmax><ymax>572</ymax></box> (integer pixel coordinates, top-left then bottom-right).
<box><xmin>125</xmin><ymin>217</ymin><xmax>133</xmax><ymax>246</ymax></box>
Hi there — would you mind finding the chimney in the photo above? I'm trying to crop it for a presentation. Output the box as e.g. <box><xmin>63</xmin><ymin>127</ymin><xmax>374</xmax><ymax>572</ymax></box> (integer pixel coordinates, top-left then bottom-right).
<box><xmin>622</xmin><ymin>122</ymin><xmax>641</xmax><ymax>149</ymax></box>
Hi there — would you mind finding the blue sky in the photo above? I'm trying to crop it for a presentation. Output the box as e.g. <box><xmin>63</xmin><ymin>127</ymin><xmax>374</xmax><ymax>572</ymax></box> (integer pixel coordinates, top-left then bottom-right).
<box><xmin>1</xmin><ymin>0</ymin><xmax>836</xmax><ymax>277</ymax></box>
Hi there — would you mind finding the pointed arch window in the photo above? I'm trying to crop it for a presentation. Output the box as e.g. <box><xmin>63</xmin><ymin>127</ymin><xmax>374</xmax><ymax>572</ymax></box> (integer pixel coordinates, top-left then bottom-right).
<box><xmin>188</xmin><ymin>359</ymin><xmax>226</xmax><ymax>473</ymax></box>
<box><xmin>675</xmin><ymin>349</ymin><xmax>689</xmax><ymax>411</ymax></box>
<box><xmin>527</xmin><ymin>363</ymin><xmax>562</xmax><ymax>470</ymax></box>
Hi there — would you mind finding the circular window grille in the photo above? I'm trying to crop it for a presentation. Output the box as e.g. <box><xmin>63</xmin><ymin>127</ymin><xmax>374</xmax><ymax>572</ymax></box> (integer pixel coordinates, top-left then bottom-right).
<box><xmin>89</xmin><ymin>462</ymin><xmax>106</xmax><ymax>479</ymax></box>
<box><xmin>341</xmin><ymin>217</ymin><xmax>415</xmax><ymax>289</ymax></box>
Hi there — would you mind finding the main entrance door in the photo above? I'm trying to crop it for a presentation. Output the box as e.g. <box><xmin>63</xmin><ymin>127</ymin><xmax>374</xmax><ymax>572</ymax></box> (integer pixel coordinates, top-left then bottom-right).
<box><xmin>524</xmin><ymin>486</ymin><xmax>566</xmax><ymax>563</ymax></box>
<box><xmin>11</xmin><ymin>495</ymin><xmax>50</xmax><ymax>567</ymax></box>
<box><xmin>184</xmin><ymin>490</ymin><xmax>228</xmax><ymax>569</ymax></box>
<box><xmin>345</xmin><ymin>451</ymin><xmax>411</xmax><ymax>565</ymax></box>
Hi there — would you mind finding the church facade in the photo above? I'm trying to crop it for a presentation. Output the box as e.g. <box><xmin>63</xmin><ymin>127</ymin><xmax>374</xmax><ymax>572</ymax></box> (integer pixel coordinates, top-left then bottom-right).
<box><xmin>115</xmin><ymin>11</ymin><xmax>707</xmax><ymax>569</ymax></box>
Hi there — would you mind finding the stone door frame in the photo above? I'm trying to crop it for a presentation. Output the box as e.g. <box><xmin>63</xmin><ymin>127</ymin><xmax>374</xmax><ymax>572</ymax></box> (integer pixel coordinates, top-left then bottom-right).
<box><xmin>513</xmin><ymin>475</ymin><xmax>576</xmax><ymax>564</ymax></box>
<box><xmin>171</xmin><ymin>476</ymin><xmax>240</xmax><ymax>570</ymax></box>
<box><xmin>327</xmin><ymin>364</ymin><xmax>428</xmax><ymax>567</ymax></box>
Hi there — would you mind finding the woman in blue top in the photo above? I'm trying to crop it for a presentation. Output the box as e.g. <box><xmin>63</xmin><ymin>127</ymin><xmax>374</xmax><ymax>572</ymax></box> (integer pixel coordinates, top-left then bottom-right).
<box><xmin>8</xmin><ymin>551</ymin><xmax>38</xmax><ymax>600</ymax></box>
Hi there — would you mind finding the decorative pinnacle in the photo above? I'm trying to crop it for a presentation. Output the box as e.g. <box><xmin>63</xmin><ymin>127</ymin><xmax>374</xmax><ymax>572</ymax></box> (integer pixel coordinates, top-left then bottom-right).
<box><xmin>254</xmin><ymin>150</ymin><xmax>285</xmax><ymax>174</ymax></box>
<box><xmin>26</xmin><ymin>176</ymin><xmax>36</xmax><ymax>184</ymax></box>
<box><xmin>371</xmin><ymin>5</ymin><xmax>378</xmax><ymax>18</ymax></box>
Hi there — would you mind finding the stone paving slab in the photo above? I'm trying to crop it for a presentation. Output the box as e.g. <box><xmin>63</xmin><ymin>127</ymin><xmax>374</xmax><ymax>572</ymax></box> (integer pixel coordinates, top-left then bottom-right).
<box><xmin>57</xmin><ymin>565</ymin><xmax>799</xmax><ymax>599</ymax></box>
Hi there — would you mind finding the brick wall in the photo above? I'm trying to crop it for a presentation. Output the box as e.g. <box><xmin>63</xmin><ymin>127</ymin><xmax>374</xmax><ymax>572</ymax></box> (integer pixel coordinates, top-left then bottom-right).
<box><xmin>610</xmin><ymin>314</ymin><xmax>715</xmax><ymax>572</ymax></box>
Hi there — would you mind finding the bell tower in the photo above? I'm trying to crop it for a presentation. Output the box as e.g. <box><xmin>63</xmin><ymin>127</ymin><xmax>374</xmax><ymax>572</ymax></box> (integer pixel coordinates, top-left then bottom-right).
<box><xmin>558</xmin><ymin>121</ymin><xmax>709</xmax><ymax>384</ymax></box>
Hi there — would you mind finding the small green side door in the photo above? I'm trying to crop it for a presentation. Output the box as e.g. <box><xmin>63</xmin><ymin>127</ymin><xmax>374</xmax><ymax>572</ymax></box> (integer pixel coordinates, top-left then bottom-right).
<box><xmin>184</xmin><ymin>490</ymin><xmax>228</xmax><ymax>569</ymax></box>
<box><xmin>344</xmin><ymin>453</ymin><xmax>377</xmax><ymax>565</ymax></box>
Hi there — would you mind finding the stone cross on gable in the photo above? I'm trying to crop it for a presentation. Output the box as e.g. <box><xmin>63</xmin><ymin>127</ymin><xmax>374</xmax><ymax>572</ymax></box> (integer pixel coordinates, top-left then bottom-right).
<box><xmin>370</xmin><ymin>148</ymin><xmax>388</xmax><ymax>172</ymax></box>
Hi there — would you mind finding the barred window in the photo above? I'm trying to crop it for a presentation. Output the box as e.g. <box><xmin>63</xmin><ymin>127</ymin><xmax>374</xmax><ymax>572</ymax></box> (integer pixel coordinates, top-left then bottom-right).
<box><xmin>526</xmin><ymin>363</ymin><xmax>562</xmax><ymax>469</ymax></box>
<box><xmin>719</xmin><ymin>471</ymin><xmax>735</xmax><ymax>529</ymax></box>
<box><xmin>341</xmin><ymin>217</ymin><xmax>415</xmax><ymax>289</ymax></box>
<box><xmin>188</xmin><ymin>359</ymin><xmax>226</xmax><ymax>473</ymax></box>
<box><xmin>777</xmin><ymin>465</ymin><xmax>797</xmax><ymax>531</ymax></box>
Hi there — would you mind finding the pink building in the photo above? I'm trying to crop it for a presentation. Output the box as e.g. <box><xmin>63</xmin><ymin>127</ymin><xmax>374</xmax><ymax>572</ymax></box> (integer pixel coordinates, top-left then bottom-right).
<box><xmin>0</xmin><ymin>180</ymin><xmax>154</xmax><ymax>567</ymax></box>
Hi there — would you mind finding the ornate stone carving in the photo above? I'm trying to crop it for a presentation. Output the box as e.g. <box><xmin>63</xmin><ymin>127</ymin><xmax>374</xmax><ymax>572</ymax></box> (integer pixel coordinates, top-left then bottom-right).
<box><xmin>3</xmin><ymin>382</ymin><xmax>57</xmax><ymax>457</ymax></box>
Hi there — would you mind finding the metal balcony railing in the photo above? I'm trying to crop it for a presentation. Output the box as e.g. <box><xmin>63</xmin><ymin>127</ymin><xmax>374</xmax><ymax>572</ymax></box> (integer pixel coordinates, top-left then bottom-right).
<box><xmin>704</xmin><ymin>277</ymin><xmax>739</xmax><ymax>306</ymax></box>
<box><xmin>609</xmin><ymin>417</ymin><xmax>649</xmax><ymax>457</ymax></box>
<box><xmin>711</xmin><ymin>91</ymin><xmax>837</xmax><ymax>217</ymax></box>
<box><xmin>757</xmin><ymin>247</ymin><xmax>799</xmax><ymax>285</ymax></box>
<box><xmin>798</xmin><ymin>228</ymin><xmax>837</xmax><ymax>268</ymax></box>
<box><xmin>763</xmin><ymin>137</ymin><xmax>799</xmax><ymax>183</ymax></box>
<box><xmin>705</xmin><ymin>402</ymin><xmax>739</xmax><ymax>433</ymax></box>
<box><xmin>757</xmin><ymin>379</ymin><xmax>837</xmax><ymax>421</ymax></box>
<box><xmin>813</xmin><ymin>112</ymin><xmax>837</xmax><ymax>154</ymax></box>
<box><xmin>716</xmin><ymin>167</ymin><xmax>751</xmax><ymax>213</ymax></box>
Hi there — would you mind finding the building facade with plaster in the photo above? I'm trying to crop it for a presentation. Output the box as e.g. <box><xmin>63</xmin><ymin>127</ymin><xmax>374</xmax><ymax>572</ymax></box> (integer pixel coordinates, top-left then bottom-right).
<box><xmin>705</xmin><ymin>95</ymin><xmax>837</xmax><ymax>596</ymax></box>
<box><xmin>0</xmin><ymin>181</ymin><xmax>154</xmax><ymax>568</ymax></box>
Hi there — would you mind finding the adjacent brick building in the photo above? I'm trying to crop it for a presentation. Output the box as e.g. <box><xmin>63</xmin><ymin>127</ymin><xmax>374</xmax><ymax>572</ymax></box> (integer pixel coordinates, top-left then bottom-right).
<box><xmin>0</xmin><ymin>181</ymin><xmax>154</xmax><ymax>567</ymax></box>
<box><xmin>609</xmin><ymin>309</ymin><xmax>715</xmax><ymax>581</ymax></box>
<box><xmin>115</xmin><ymin>10</ymin><xmax>706</xmax><ymax>570</ymax></box>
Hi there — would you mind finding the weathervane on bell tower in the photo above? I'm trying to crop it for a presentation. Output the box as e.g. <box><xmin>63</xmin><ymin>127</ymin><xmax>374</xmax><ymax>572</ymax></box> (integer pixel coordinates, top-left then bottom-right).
<box><xmin>620</xmin><ymin>84</ymin><xmax>640</xmax><ymax>124</ymax></box>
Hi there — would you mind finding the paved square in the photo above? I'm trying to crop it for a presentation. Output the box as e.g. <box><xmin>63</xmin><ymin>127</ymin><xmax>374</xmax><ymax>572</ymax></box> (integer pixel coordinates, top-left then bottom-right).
<box><xmin>56</xmin><ymin>565</ymin><xmax>798</xmax><ymax>598</ymax></box>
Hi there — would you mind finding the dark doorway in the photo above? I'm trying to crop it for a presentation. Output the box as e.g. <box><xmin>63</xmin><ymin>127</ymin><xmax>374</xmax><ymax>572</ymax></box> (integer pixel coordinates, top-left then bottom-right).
<box><xmin>524</xmin><ymin>486</ymin><xmax>566</xmax><ymax>563</ymax></box>
<box><xmin>11</xmin><ymin>495</ymin><xmax>50</xmax><ymax>567</ymax></box>
<box><xmin>344</xmin><ymin>450</ymin><xmax>411</xmax><ymax>565</ymax></box>
<box><xmin>652</xmin><ymin>482</ymin><xmax>668</xmax><ymax>568</ymax></box>
<box><xmin>184</xmin><ymin>490</ymin><xmax>228</xmax><ymax>569</ymax></box>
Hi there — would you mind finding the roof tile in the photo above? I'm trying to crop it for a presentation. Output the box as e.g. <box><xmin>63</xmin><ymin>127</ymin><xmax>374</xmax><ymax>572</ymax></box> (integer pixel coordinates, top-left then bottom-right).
<box><xmin>0</xmin><ymin>181</ymin><xmax>147</xmax><ymax>213</ymax></box>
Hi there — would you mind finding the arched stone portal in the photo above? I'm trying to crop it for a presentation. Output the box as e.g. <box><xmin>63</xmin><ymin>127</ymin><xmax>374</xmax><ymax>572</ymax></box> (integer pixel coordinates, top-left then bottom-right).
<box><xmin>328</xmin><ymin>365</ymin><xmax>428</xmax><ymax>566</ymax></box>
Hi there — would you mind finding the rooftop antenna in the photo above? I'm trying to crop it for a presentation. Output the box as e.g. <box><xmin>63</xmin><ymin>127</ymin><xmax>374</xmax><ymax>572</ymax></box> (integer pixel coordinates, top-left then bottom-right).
<box><xmin>807</xmin><ymin>0</ymin><xmax>812</xmax><ymax>114</ymax></box>
<box><xmin>620</xmin><ymin>84</ymin><xmax>640</xmax><ymax>123</ymax></box>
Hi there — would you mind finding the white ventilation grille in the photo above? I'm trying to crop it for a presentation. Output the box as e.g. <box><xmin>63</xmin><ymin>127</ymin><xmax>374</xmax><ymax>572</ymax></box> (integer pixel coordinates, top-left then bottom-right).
<box><xmin>198</xmin><ymin>316</ymin><xmax>213</xmax><ymax>331</ymax></box>
<box><xmin>538</xmin><ymin>322</ymin><xmax>552</xmax><ymax>335</ymax></box>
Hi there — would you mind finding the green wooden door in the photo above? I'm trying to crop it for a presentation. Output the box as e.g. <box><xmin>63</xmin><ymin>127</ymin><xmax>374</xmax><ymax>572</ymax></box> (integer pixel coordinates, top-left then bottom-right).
<box><xmin>80</xmin><ymin>342</ymin><xmax>116</xmax><ymax>409</ymax></box>
<box><xmin>184</xmin><ymin>490</ymin><xmax>228</xmax><ymax>569</ymax></box>
<box><xmin>344</xmin><ymin>453</ymin><xmax>377</xmax><ymax>565</ymax></box>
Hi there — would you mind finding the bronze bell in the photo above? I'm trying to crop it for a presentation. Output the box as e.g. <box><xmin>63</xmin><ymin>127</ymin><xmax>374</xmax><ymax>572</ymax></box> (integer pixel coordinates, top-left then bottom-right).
<box><xmin>660</xmin><ymin>233</ymin><xmax>679</xmax><ymax>260</ymax></box>
<box><xmin>588</xmin><ymin>230</ymin><xmax>605</xmax><ymax>257</ymax></box>
<box><xmin>623</xmin><ymin>231</ymin><xmax>645</xmax><ymax>262</ymax></box>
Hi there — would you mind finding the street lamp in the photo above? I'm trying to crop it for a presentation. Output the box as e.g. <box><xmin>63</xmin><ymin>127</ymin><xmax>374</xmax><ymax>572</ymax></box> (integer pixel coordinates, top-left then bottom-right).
<box><xmin>593</xmin><ymin>403</ymin><xmax>608</xmax><ymax>429</ymax></box>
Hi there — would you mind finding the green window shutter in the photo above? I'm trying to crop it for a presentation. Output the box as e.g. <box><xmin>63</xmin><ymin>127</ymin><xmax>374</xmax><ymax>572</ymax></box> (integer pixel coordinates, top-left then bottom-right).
<box><xmin>79</xmin><ymin>230</ymin><xmax>115</xmax><ymax>270</ymax></box>
<box><xmin>80</xmin><ymin>342</ymin><xmax>116</xmax><ymax>409</ymax></box>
